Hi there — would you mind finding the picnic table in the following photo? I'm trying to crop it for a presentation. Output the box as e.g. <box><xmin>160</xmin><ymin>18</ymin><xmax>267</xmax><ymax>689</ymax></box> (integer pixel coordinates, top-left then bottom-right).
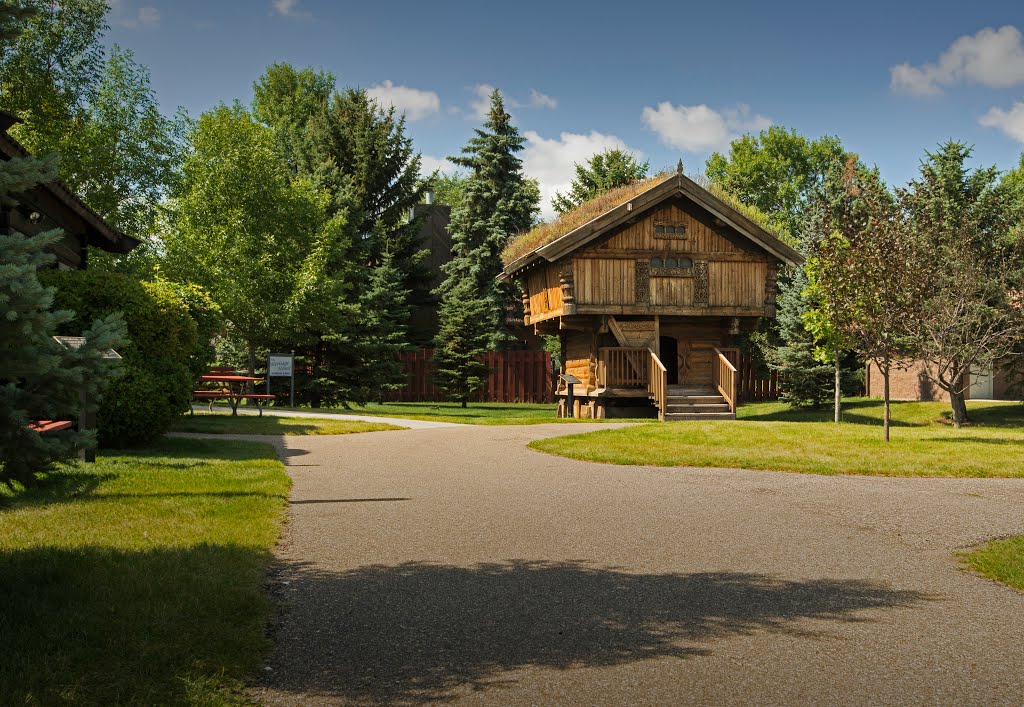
<box><xmin>192</xmin><ymin>373</ymin><xmax>275</xmax><ymax>416</ymax></box>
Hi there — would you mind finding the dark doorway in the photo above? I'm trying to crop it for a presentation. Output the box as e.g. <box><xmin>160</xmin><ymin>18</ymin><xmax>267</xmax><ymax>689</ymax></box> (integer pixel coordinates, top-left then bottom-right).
<box><xmin>659</xmin><ymin>336</ymin><xmax>678</xmax><ymax>385</ymax></box>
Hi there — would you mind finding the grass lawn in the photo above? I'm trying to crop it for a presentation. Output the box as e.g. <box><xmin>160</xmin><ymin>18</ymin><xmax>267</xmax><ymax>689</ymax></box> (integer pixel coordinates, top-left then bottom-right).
<box><xmin>278</xmin><ymin>401</ymin><xmax>648</xmax><ymax>425</ymax></box>
<box><xmin>0</xmin><ymin>437</ymin><xmax>290</xmax><ymax>704</ymax></box>
<box><xmin>173</xmin><ymin>411</ymin><xmax>405</xmax><ymax>435</ymax></box>
<box><xmin>961</xmin><ymin>535</ymin><xmax>1024</xmax><ymax>591</ymax></box>
<box><xmin>530</xmin><ymin>398</ymin><xmax>1024</xmax><ymax>477</ymax></box>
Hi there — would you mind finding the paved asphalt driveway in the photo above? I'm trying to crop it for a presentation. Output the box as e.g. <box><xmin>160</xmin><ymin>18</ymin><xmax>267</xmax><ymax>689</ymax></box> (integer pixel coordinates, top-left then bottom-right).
<box><xmin>254</xmin><ymin>423</ymin><xmax>1024</xmax><ymax>705</ymax></box>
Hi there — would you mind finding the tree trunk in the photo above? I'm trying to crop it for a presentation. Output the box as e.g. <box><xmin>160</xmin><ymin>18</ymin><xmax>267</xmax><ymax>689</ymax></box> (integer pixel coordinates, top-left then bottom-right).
<box><xmin>882</xmin><ymin>358</ymin><xmax>891</xmax><ymax>443</ymax></box>
<box><xmin>834</xmin><ymin>349</ymin><xmax>841</xmax><ymax>424</ymax></box>
<box><xmin>949</xmin><ymin>368</ymin><xmax>969</xmax><ymax>429</ymax></box>
<box><xmin>247</xmin><ymin>342</ymin><xmax>257</xmax><ymax>396</ymax></box>
<box><xmin>461</xmin><ymin>398</ymin><xmax>467</xmax><ymax>408</ymax></box>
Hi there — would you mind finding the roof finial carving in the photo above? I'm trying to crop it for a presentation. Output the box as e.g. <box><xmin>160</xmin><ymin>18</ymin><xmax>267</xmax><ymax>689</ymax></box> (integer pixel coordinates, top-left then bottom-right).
<box><xmin>677</xmin><ymin>159</ymin><xmax>684</xmax><ymax>175</ymax></box>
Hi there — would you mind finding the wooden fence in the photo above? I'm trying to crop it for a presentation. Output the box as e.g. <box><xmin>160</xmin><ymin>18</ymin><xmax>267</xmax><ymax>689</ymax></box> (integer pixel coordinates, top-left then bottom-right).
<box><xmin>385</xmin><ymin>348</ymin><xmax>555</xmax><ymax>403</ymax></box>
<box><xmin>738</xmin><ymin>357</ymin><xmax>781</xmax><ymax>402</ymax></box>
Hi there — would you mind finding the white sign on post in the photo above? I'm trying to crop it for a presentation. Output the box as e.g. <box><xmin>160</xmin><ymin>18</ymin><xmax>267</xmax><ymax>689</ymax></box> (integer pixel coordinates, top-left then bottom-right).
<box><xmin>268</xmin><ymin>355</ymin><xmax>293</xmax><ymax>377</ymax></box>
<box><xmin>267</xmin><ymin>352</ymin><xmax>296</xmax><ymax>407</ymax></box>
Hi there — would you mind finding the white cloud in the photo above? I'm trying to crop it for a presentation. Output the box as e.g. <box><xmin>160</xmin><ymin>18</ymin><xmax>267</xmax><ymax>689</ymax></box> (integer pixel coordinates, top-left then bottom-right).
<box><xmin>521</xmin><ymin>130</ymin><xmax>643</xmax><ymax>219</ymax></box>
<box><xmin>890</xmin><ymin>25</ymin><xmax>1024</xmax><ymax>96</ymax></box>
<box><xmin>527</xmin><ymin>89</ymin><xmax>557</xmax><ymax>110</ymax></box>
<box><xmin>272</xmin><ymin>0</ymin><xmax>309</xmax><ymax>17</ymax></box>
<box><xmin>468</xmin><ymin>84</ymin><xmax>496</xmax><ymax>120</ymax></box>
<box><xmin>420</xmin><ymin>154</ymin><xmax>458</xmax><ymax>175</ymax></box>
<box><xmin>366</xmin><ymin>80</ymin><xmax>440</xmax><ymax>121</ymax></box>
<box><xmin>641</xmin><ymin>102</ymin><xmax>771</xmax><ymax>152</ymax></box>
<box><xmin>466</xmin><ymin>85</ymin><xmax>558</xmax><ymax>120</ymax></box>
<box><xmin>979</xmin><ymin>101</ymin><xmax>1024</xmax><ymax>142</ymax></box>
<box><xmin>109</xmin><ymin>0</ymin><xmax>160</xmax><ymax>28</ymax></box>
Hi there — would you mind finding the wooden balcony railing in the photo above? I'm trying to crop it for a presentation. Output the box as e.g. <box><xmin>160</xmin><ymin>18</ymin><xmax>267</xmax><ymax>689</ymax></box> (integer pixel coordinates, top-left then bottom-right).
<box><xmin>599</xmin><ymin>347</ymin><xmax>668</xmax><ymax>421</ymax></box>
<box><xmin>648</xmin><ymin>349</ymin><xmax>668</xmax><ymax>422</ymax></box>
<box><xmin>598</xmin><ymin>347</ymin><xmax>648</xmax><ymax>388</ymax></box>
<box><xmin>713</xmin><ymin>347</ymin><xmax>738</xmax><ymax>414</ymax></box>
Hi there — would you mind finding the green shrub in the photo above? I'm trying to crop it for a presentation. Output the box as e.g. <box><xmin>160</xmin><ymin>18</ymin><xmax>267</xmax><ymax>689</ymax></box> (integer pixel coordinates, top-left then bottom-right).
<box><xmin>41</xmin><ymin>270</ymin><xmax>212</xmax><ymax>447</ymax></box>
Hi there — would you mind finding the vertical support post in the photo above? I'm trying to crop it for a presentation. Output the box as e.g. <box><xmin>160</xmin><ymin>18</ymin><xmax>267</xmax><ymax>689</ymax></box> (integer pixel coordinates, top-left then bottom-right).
<box><xmin>290</xmin><ymin>350</ymin><xmax>295</xmax><ymax>408</ymax></box>
<box><xmin>566</xmin><ymin>382</ymin><xmax>575</xmax><ymax>419</ymax></box>
<box><xmin>79</xmin><ymin>389</ymin><xmax>96</xmax><ymax>463</ymax></box>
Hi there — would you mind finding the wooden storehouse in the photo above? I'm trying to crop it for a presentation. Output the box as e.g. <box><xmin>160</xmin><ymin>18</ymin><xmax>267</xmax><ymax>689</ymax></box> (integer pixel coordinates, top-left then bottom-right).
<box><xmin>0</xmin><ymin>111</ymin><xmax>137</xmax><ymax>269</ymax></box>
<box><xmin>501</xmin><ymin>167</ymin><xmax>802</xmax><ymax>420</ymax></box>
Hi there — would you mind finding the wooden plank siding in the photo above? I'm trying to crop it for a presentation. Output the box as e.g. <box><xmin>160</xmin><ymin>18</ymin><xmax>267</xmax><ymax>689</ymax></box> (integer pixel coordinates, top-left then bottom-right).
<box><xmin>599</xmin><ymin>202</ymin><xmax>744</xmax><ymax>254</ymax></box>
<box><xmin>707</xmin><ymin>261</ymin><xmax>766</xmax><ymax>307</ymax></box>
<box><xmin>539</xmin><ymin>201</ymin><xmax>771</xmax><ymax>315</ymax></box>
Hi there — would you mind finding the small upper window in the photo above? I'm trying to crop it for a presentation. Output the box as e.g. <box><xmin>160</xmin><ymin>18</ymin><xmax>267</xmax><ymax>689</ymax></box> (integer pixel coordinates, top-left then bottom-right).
<box><xmin>665</xmin><ymin>257</ymin><xmax>677</xmax><ymax>268</ymax></box>
<box><xmin>651</xmin><ymin>257</ymin><xmax>664</xmax><ymax>268</ymax></box>
<box><xmin>653</xmin><ymin>222</ymin><xmax>688</xmax><ymax>239</ymax></box>
<box><xmin>678</xmin><ymin>258</ymin><xmax>693</xmax><ymax>268</ymax></box>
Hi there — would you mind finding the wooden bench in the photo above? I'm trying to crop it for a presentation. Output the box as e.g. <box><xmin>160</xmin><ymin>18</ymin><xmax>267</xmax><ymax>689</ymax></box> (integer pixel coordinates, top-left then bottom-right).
<box><xmin>29</xmin><ymin>420</ymin><xmax>74</xmax><ymax>434</ymax></box>
<box><xmin>190</xmin><ymin>392</ymin><xmax>276</xmax><ymax>416</ymax></box>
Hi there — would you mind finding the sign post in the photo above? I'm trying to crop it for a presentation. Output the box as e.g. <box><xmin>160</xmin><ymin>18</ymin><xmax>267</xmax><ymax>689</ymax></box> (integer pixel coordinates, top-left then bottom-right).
<box><xmin>559</xmin><ymin>373</ymin><xmax>581</xmax><ymax>419</ymax></box>
<box><xmin>53</xmin><ymin>336</ymin><xmax>121</xmax><ymax>463</ymax></box>
<box><xmin>267</xmin><ymin>352</ymin><xmax>295</xmax><ymax>407</ymax></box>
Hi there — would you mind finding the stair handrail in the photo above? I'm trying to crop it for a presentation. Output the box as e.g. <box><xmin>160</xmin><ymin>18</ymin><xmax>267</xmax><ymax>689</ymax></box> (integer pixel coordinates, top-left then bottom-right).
<box><xmin>647</xmin><ymin>348</ymin><xmax>668</xmax><ymax>422</ymax></box>
<box><xmin>712</xmin><ymin>348</ymin><xmax>738</xmax><ymax>414</ymax></box>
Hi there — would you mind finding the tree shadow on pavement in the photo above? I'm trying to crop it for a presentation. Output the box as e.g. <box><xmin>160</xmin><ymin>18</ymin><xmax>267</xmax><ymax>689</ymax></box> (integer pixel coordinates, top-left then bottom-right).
<box><xmin>263</xmin><ymin>559</ymin><xmax>930</xmax><ymax>703</ymax></box>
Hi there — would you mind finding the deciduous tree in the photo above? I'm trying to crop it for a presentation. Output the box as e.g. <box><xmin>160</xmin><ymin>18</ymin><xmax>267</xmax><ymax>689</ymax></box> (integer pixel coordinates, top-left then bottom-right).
<box><xmin>812</xmin><ymin>158</ymin><xmax>929</xmax><ymax>441</ymax></box>
<box><xmin>906</xmin><ymin>142</ymin><xmax>1024</xmax><ymax>427</ymax></box>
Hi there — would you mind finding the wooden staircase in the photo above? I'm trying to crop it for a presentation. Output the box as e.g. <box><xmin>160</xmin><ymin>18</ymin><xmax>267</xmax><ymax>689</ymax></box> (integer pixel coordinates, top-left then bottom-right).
<box><xmin>664</xmin><ymin>385</ymin><xmax>736</xmax><ymax>421</ymax></box>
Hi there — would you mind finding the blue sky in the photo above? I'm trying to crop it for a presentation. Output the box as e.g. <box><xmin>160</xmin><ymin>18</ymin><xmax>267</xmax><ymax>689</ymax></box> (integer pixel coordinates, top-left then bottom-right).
<box><xmin>106</xmin><ymin>0</ymin><xmax>1024</xmax><ymax>217</ymax></box>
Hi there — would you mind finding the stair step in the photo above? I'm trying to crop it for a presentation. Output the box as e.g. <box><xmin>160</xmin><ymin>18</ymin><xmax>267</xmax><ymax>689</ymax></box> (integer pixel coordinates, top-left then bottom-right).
<box><xmin>664</xmin><ymin>412</ymin><xmax>737</xmax><ymax>421</ymax></box>
<box><xmin>665</xmin><ymin>403</ymin><xmax>732</xmax><ymax>412</ymax></box>
<box><xmin>665</xmin><ymin>395</ymin><xmax>725</xmax><ymax>404</ymax></box>
<box><xmin>667</xmin><ymin>387</ymin><xmax>716</xmax><ymax>394</ymax></box>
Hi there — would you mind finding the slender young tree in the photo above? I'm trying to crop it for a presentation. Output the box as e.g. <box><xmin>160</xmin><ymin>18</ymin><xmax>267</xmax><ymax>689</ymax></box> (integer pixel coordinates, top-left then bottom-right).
<box><xmin>812</xmin><ymin>157</ymin><xmax>929</xmax><ymax>441</ymax></box>
<box><xmin>438</xmin><ymin>89</ymin><xmax>539</xmax><ymax>348</ymax></box>
<box><xmin>552</xmin><ymin>148</ymin><xmax>648</xmax><ymax>215</ymax></box>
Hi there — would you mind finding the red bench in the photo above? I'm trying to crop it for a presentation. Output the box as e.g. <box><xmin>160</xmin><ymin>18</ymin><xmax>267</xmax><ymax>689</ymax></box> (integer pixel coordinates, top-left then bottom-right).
<box><xmin>190</xmin><ymin>391</ymin><xmax>276</xmax><ymax>416</ymax></box>
<box><xmin>29</xmin><ymin>420</ymin><xmax>74</xmax><ymax>434</ymax></box>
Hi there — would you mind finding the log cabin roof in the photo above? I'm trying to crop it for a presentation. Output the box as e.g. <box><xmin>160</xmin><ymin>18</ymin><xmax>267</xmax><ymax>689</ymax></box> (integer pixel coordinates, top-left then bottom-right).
<box><xmin>0</xmin><ymin>110</ymin><xmax>138</xmax><ymax>255</ymax></box>
<box><xmin>501</xmin><ymin>169</ymin><xmax>803</xmax><ymax>280</ymax></box>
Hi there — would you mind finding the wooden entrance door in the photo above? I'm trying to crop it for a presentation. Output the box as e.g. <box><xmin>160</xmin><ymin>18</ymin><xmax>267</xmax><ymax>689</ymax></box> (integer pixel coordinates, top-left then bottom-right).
<box><xmin>659</xmin><ymin>336</ymin><xmax>678</xmax><ymax>385</ymax></box>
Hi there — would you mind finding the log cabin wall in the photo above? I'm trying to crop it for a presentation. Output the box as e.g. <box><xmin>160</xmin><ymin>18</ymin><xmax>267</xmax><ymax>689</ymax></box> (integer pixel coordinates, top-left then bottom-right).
<box><xmin>563</xmin><ymin>329</ymin><xmax>597</xmax><ymax>392</ymax></box>
<box><xmin>566</xmin><ymin>201</ymin><xmax>772</xmax><ymax>313</ymax></box>
<box><xmin>526</xmin><ymin>263</ymin><xmax>565</xmax><ymax>322</ymax></box>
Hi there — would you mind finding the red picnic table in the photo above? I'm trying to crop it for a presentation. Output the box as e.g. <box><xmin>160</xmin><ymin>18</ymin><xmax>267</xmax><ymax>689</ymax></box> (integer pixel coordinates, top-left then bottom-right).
<box><xmin>192</xmin><ymin>374</ymin><xmax>275</xmax><ymax>416</ymax></box>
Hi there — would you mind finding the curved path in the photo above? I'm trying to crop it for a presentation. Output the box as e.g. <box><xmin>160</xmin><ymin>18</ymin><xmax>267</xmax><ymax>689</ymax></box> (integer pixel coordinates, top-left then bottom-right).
<box><xmin>254</xmin><ymin>423</ymin><xmax>1024</xmax><ymax>705</ymax></box>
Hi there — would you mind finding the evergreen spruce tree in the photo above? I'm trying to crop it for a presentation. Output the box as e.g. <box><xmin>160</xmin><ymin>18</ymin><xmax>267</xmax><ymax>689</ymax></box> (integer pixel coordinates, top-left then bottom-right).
<box><xmin>0</xmin><ymin>152</ymin><xmax>125</xmax><ymax>487</ymax></box>
<box><xmin>552</xmin><ymin>148</ymin><xmax>649</xmax><ymax>215</ymax></box>
<box><xmin>439</xmin><ymin>89</ymin><xmax>539</xmax><ymax>348</ymax></box>
<box><xmin>766</xmin><ymin>268</ymin><xmax>836</xmax><ymax>408</ymax></box>
<box><xmin>432</xmin><ymin>278</ymin><xmax>492</xmax><ymax>407</ymax></box>
<box><xmin>355</xmin><ymin>255</ymin><xmax>411</xmax><ymax>402</ymax></box>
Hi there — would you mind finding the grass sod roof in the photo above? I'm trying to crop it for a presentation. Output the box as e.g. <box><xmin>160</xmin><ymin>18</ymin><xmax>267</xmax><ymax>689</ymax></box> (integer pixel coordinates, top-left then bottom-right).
<box><xmin>501</xmin><ymin>171</ymin><xmax>797</xmax><ymax>271</ymax></box>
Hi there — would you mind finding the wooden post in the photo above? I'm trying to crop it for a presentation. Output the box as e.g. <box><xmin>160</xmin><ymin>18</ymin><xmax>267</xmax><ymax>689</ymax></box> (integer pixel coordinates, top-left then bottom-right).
<box><xmin>79</xmin><ymin>389</ymin><xmax>96</xmax><ymax>463</ymax></box>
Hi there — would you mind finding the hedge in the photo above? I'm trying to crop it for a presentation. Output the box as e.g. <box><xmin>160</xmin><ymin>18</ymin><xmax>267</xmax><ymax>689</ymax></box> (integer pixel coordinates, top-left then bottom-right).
<box><xmin>41</xmin><ymin>270</ymin><xmax>217</xmax><ymax>448</ymax></box>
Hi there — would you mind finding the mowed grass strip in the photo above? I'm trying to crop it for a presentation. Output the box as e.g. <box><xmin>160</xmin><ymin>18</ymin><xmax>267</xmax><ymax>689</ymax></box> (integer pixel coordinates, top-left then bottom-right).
<box><xmin>961</xmin><ymin>535</ymin><xmax>1024</xmax><ymax>591</ymax></box>
<box><xmin>530</xmin><ymin>399</ymin><xmax>1024</xmax><ymax>477</ymax></box>
<box><xmin>173</xmin><ymin>411</ymin><xmax>405</xmax><ymax>435</ymax></box>
<box><xmin>0</xmin><ymin>437</ymin><xmax>291</xmax><ymax>704</ymax></box>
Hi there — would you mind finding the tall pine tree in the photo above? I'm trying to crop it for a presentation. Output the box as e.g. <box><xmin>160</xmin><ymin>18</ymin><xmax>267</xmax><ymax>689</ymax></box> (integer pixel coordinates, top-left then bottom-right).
<box><xmin>438</xmin><ymin>89</ymin><xmax>539</xmax><ymax>349</ymax></box>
